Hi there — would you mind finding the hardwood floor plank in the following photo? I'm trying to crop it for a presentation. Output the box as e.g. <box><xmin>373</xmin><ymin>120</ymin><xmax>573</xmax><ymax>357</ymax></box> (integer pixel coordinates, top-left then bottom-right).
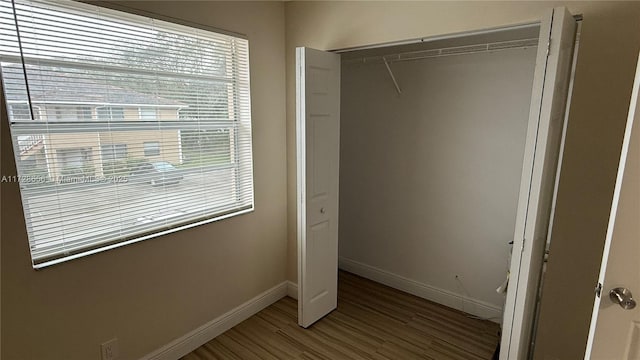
<box><xmin>374</xmin><ymin>340</ymin><xmax>434</xmax><ymax>360</ymax></box>
<box><xmin>430</xmin><ymin>339</ymin><xmax>494</xmax><ymax>360</ymax></box>
<box><xmin>223</xmin><ymin>329</ymin><xmax>282</xmax><ymax>360</ymax></box>
<box><xmin>181</xmin><ymin>271</ymin><xmax>500</xmax><ymax>360</ymax></box>
<box><xmin>200</xmin><ymin>340</ymin><xmax>242</xmax><ymax>360</ymax></box>
<box><xmin>332</xmin><ymin>301</ymin><xmax>436</xmax><ymax>354</ymax></box>
<box><xmin>212</xmin><ymin>335</ymin><xmax>263</xmax><ymax>360</ymax></box>
<box><xmin>233</xmin><ymin>318</ymin><xmax>304</xmax><ymax>358</ymax></box>
<box><xmin>407</xmin><ymin>313</ymin><xmax>498</xmax><ymax>355</ymax></box>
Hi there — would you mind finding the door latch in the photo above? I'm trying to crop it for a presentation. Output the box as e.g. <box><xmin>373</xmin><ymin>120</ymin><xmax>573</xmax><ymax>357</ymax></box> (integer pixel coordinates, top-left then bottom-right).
<box><xmin>595</xmin><ymin>282</ymin><xmax>602</xmax><ymax>298</ymax></box>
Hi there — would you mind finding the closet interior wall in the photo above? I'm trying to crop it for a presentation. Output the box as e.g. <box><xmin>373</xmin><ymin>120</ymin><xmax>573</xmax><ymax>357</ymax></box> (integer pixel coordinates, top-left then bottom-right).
<box><xmin>338</xmin><ymin>28</ymin><xmax>539</xmax><ymax>318</ymax></box>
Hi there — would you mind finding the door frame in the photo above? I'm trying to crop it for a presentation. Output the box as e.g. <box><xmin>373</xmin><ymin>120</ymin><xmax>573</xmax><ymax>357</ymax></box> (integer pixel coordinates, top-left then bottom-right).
<box><xmin>500</xmin><ymin>8</ymin><xmax>578</xmax><ymax>359</ymax></box>
<box><xmin>296</xmin><ymin>13</ymin><xmax>581</xmax><ymax>358</ymax></box>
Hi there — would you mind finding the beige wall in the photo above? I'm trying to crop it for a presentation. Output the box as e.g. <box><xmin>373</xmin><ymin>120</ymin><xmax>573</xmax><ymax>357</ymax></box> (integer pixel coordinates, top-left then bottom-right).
<box><xmin>105</xmin><ymin>130</ymin><xmax>181</xmax><ymax>164</ymax></box>
<box><xmin>1</xmin><ymin>1</ymin><xmax>286</xmax><ymax>359</ymax></box>
<box><xmin>2</xmin><ymin>1</ymin><xmax>639</xmax><ymax>359</ymax></box>
<box><xmin>285</xmin><ymin>2</ymin><xmax>640</xmax><ymax>359</ymax></box>
<box><xmin>340</xmin><ymin>44</ymin><xmax>537</xmax><ymax>310</ymax></box>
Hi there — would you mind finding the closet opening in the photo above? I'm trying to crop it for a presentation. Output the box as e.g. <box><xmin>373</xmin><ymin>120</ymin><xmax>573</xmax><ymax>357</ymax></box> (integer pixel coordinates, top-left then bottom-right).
<box><xmin>338</xmin><ymin>22</ymin><xmax>540</xmax><ymax>359</ymax></box>
<box><xmin>296</xmin><ymin>9</ymin><xmax>578</xmax><ymax>359</ymax></box>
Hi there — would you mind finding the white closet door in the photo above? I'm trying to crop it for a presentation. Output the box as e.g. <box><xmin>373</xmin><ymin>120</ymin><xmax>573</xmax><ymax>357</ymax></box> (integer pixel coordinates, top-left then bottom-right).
<box><xmin>501</xmin><ymin>7</ymin><xmax>577</xmax><ymax>359</ymax></box>
<box><xmin>296</xmin><ymin>47</ymin><xmax>341</xmax><ymax>328</ymax></box>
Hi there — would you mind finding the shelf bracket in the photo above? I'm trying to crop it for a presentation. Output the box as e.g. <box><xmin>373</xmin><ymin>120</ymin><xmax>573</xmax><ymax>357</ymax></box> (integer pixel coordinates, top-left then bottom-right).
<box><xmin>383</xmin><ymin>57</ymin><xmax>402</xmax><ymax>95</ymax></box>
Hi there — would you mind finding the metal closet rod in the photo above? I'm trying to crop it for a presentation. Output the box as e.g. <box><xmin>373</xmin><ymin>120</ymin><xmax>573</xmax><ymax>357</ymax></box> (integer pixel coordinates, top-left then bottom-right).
<box><xmin>343</xmin><ymin>37</ymin><xmax>539</xmax><ymax>66</ymax></box>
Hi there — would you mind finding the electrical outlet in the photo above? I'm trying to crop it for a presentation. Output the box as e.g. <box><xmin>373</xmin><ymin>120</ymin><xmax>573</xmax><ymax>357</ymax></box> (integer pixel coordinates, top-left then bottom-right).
<box><xmin>101</xmin><ymin>338</ymin><xmax>119</xmax><ymax>360</ymax></box>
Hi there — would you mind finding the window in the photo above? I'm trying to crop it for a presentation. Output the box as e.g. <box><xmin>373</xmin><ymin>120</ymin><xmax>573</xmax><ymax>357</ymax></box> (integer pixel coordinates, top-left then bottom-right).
<box><xmin>10</xmin><ymin>104</ymin><xmax>39</xmax><ymax>120</ymax></box>
<box><xmin>101</xmin><ymin>144</ymin><xmax>128</xmax><ymax>162</ymax></box>
<box><xmin>139</xmin><ymin>108</ymin><xmax>157</xmax><ymax>120</ymax></box>
<box><xmin>77</xmin><ymin>107</ymin><xmax>92</xmax><ymax>120</ymax></box>
<box><xmin>52</xmin><ymin>106</ymin><xmax>92</xmax><ymax>121</ymax></box>
<box><xmin>97</xmin><ymin>107</ymin><xmax>125</xmax><ymax>121</ymax></box>
<box><xmin>143</xmin><ymin>142</ymin><xmax>160</xmax><ymax>157</ymax></box>
<box><xmin>0</xmin><ymin>0</ymin><xmax>254</xmax><ymax>268</ymax></box>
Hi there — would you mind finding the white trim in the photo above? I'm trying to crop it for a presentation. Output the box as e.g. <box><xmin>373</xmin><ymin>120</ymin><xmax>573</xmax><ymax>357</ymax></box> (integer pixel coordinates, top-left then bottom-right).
<box><xmin>503</xmin><ymin>8</ymin><xmax>577</xmax><ymax>359</ymax></box>
<box><xmin>528</xmin><ymin>19</ymin><xmax>582</xmax><ymax>352</ymax></box>
<box><xmin>140</xmin><ymin>281</ymin><xmax>288</xmax><ymax>360</ymax></box>
<box><xmin>34</xmin><ymin>207</ymin><xmax>254</xmax><ymax>269</ymax></box>
<box><xmin>287</xmin><ymin>281</ymin><xmax>298</xmax><ymax>300</ymax></box>
<box><xmin>7</xmin><ymin>100</ymin><xmax>182</xmax><ymax>108</ymax></box>
<box><xmin>295</xmin><ymin>47</ymin><xmax>307</xmax><ymax>325</ymax></box>
<box><xmin>338</xmin><ymin>257</ymin><xmax>503</xmax><ymax>323</ymax></box>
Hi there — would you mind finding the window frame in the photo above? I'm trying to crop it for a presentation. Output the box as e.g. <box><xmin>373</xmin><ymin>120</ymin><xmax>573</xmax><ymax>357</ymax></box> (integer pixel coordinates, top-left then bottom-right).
<box><xmin>96</xmin><ymin>106</ymin><xmax>125</xmax><ymax>121</ymax></box>
<box><xmin>143</xmin><ymin>141</ymin><xmax>160</xmax><ymax>157</ymax></box>
<box><xmin>139</xmin><ymin>107</ymin><xmax>157</xmax><ymax>120</ymax></box>
<box><xmin>10</xmin><ymin>103</ymin><xmax>40</xmax><ymax>120</ymax></box>
<box><xmin>101</xmin><ymin>143</ymin><xmax>128</xmax><ymax>162</ymax></box>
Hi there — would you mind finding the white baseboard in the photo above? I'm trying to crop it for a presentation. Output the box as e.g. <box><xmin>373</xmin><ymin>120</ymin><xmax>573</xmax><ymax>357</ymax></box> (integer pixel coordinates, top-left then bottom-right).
<box><xmin>338</xmin><ymin>257</ymin><xmax>503</xmax><ymax>323</ymax></box>
<box><xmin>140</xmin><ymin>281</ymin><xmax>288</xmax><ymax>360</ymax></box>
<box><xmin>286</xmin><ymin>281</ymin><xmax>298</xmax><ymax>300</ymax></box>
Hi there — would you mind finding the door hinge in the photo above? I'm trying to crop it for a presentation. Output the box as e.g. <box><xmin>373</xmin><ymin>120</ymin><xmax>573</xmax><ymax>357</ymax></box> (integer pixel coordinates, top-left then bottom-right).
<box><xmin>521</xmin><ymin>238</ymin><xmax>526</xmax><ymax>253</ymax></box>
<box><xmin>546</xmin><ymin>41</ymin><xmax>551</xmax><ymax>56</ymax></box>
<box><xmin>595</xmin><ymin>282</ymin><xmax>603</xmax><ymax>298</ymax></box>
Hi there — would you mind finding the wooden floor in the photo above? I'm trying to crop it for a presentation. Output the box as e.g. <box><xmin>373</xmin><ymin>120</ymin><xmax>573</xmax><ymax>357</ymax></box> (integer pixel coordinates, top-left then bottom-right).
<box><xmin>181</xmin><ymin>271</ymin><xmax>500</xmax><ymax>360</ymax></box>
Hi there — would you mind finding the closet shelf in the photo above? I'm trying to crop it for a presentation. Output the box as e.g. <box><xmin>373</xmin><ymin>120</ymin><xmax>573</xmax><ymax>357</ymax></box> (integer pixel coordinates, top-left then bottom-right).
<box><xmin>343</xmin><ymin>38</ymin><xmax>539</xmax><ymax>65</ymax></box>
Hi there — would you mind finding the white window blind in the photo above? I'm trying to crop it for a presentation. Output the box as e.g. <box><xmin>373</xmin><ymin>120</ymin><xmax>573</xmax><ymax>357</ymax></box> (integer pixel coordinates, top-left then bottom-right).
<box><xmin>0</xmin><ymin>0</ymin><xmax>254</xmax><ymax>268</ymax></box>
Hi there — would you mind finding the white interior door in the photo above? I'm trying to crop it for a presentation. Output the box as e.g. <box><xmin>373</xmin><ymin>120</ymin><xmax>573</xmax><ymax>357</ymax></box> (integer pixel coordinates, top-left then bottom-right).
<box><xmin>296</xmin><ymin>47</ymin><xmax>341</xmax><ymax>328</ymax></box>
<box><xmin>585</xmin><ymin>52</ymin><xmax>640</xmax><ymax>360</ymax></box>
<box><xmin>501</xmin><ymin>7</ymin><xmax>577</xmax><ymax>359</ymax></box>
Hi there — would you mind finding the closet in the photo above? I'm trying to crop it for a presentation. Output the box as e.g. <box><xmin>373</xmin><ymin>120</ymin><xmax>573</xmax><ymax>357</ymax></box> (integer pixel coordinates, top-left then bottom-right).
<box><xmin>296</xmin><ymin>7</ymin><xmax>577</xmax><ymax>360</ymax></box>
<box><xmin>339</xmin><ymin>24</ymin><xmax>537</xmax><ymax>320</ymax></box>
